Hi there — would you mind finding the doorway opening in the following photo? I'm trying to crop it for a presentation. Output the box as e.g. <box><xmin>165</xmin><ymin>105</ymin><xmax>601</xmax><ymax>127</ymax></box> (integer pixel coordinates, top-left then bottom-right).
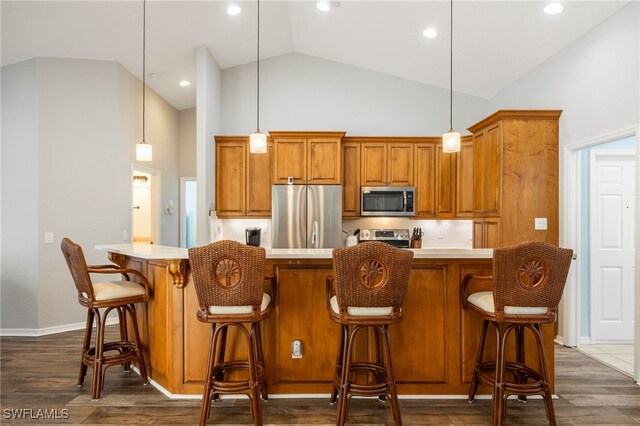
<box><xmin>180</xmin><ymin>177</ymin><xmax>197</xmax><ymax>248</ymax></box>
<box><xmin>573</xmin><ymin>135</ymin><xmax>637</xmax><ymax>377</ymax></box>
<box><xmin>132</xmin><ymin>166</ymin><xmax>160</xmax><ymax>245</ymax></box>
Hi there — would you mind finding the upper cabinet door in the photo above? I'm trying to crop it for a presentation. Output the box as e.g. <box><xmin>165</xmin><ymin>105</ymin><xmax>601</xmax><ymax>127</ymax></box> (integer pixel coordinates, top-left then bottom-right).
<box><xmin>435</xmin><ymin>144</ymin><xmax>456</xmax><ymax>218</ymax></box>
<box><xmin>360</xmin><ymin>143</ymin><xmax>387</xmax><ymax>186</ymax></box>
<box><xmin>482</xmin><ymin>123</ymin><xmax>501</xmax><ymax>217</ymax></box>
<box><xmin>456</xmin><ymin>139</ymin><xmax>474</xmax><ymax>218</ymax></box>
<box><xmin>216</xmin><ymin>141</ymin><xmax>246</xmax><ymax>216</ymax></box>
<box><xmin>387</xmin><ymin>143</ymin><xmax>414</xmax><ymax>186</ymax></box>
<box><xmin>414</xmin><ymin>143</ymin><xmax>436</xmax><ymax>218</ymax></box>
<box><xmin>246</xmin><ymin>141</ymin><xmax>273</xmax><ymax>216</ymax></box>
<box><xmin>342</xmin><ymin>142</ymin><xmax>361</xmax><ymax>217</ymax></box>
<box><xmin>307</xmin><ymin>138</ymin><xmax>341</xmax><ymax>184</ymax></box>
<box><xmin>273</xmin><ymin>138</ymin><xmax>307</xmax><ymax>184</ymax></box>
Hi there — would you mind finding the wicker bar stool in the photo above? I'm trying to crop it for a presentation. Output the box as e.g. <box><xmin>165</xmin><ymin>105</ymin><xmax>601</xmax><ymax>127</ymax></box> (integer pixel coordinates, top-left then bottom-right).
<box><xmin>188</xmin><ymin>240</ymin><xmax>276</xmax><ymax>426</ymax></box>
<box><xmin>462</xmin><ymin>241</ymin><xmax>572</xmax><ymax>426</ymax></box>
<box><xmin>326</xmin><ymin>241</ymin><xmax>414</xmax><ymax>426</ymax></box>
<box><xmin>60</xmin><ymin>238</ymin><xmax>149</xmax><ymax>400</ymax></box>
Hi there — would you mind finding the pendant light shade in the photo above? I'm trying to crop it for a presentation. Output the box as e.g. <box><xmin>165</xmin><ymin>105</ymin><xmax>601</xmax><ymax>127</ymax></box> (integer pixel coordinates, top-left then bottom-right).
<box><xmin>442</xmin><ymin>129</ymin><xmax>461</xmax><ymax>153</ymax></box>
<box><xmin>250</xmin><ymin>131</ymin><xmax>267</xmax><ymax>153</ymax></box>
<box><xmin>136</xmin><ymin>0</ymin><xmax>152</xmax><ymax>161</ymax></box>
<box><xmin>442</xmin><ymin>0</ymin><xmax>460</xmax><ymax>153</ymax></box>
<box><xmin>250</xmin><ymin>0</ymin><xmax>267</xmax><ymax>154</ymax></box>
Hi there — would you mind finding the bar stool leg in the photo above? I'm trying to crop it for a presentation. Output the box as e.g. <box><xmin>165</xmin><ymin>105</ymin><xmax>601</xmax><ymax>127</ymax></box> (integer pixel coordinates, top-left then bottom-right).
<box><xmin>330</xmin><ymin>325</ymin><xmax>347</xmax><ymax>405</ymax></box>
<box><xmin>515</xmin><ymin>325</ymin><xmax>526</xmax><ymax>402</ymax></box>
<box><xmin>117</xmin><ymin>307</ymin><xmax>131</xmax><ymax>372</ymax></box>
<box><xmin>200</xmin><ymin>324</ymin><xmax>217</xmax><ymax>426</ymax></box>
<box><xmin>337</xmin><ymin>325</ymin><xmax>357</xmax><ymax>426</ymax></box>
<box><xmin>376</xmin><ymin>328</ymin><xmax>387</xmax><ymax>402</ymax></box>
<box><xmin>492</xmin><ymin>324</ymin><xmax>507</xmax><ymax>426</ymax></box>
<box><xmin>531</xmin><ymin>324</ymin><xmax>556</xmax><ymax>425</ymax></box>
<box><xmin>247</xmin><ymin>325</ymin><xmax>263</xmax><ymax>426</ymax></box>
<box><xmin>91</xmin><ymin>309</ymin><xmax>107</xmax><ymax>400</ymax></box>
<box><xmin>254</xmin><ymin>322</ymin><xmax>268</xmax><ymax>401</ymax></box>
<box><xmin>380</xmin><ymin>325</ymin><xmax>402</xmax><ymax>426</ymax></box>
<box><xmin>469</xmin><ymin>319</ymin><xmax>489</xmax><ymax>402</ymax></box>
<box><xmin>127</xmin><ymin>304</ymin><xmax>148</xmax><ymax>384</ymax></box>
<box><xmin>78</xmin><ymin>309</ymin><xmax>94</xmax><ymax>386</ymax></box>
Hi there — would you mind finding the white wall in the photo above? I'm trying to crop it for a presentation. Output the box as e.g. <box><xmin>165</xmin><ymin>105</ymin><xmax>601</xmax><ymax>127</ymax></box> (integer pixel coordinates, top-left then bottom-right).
<box><xmin>1</xmin><ymin>57</ymin><xmax>180</xmax><ymax>332</ymax></box>
<box><xmin>1</xmin><ymin>59</ymin><xmax>39</xmax><ymax>330</ymax></box>
<box><xmin>196</xmin><ymin>46</ymin><xmax>222</xmax><ymax>245</ymax></box>
<box><xmin>221</xmin><ymin>53</ymin><xmax>488</xmax><ymax>136</ymax></box>
<box><xmin>489</xmin><ymin>2</ymin><xmax>639</xmax><ymax>146</ymax></box>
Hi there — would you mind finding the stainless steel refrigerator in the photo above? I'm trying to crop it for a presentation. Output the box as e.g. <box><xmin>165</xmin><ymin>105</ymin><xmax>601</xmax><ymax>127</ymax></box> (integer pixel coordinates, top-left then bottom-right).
<box><xmin>272</xmin><ymin>185</ymin><xmax>342</xmax><ymax>248</ymax></box>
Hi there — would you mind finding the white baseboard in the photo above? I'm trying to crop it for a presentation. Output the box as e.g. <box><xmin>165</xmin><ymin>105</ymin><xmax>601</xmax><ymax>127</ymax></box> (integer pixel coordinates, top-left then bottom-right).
<box><xmin>580</xmin><ymin>336</ymin><xmax>594</xmax><ymax>345</ymax></box>
<box><xmin>0</xmin><ymin>317</ymin><xmax>119</xmax><ymax>337</ymax></box>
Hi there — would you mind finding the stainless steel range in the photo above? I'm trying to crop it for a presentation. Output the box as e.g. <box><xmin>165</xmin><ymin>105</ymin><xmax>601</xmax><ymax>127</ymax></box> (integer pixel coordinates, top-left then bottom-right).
<box><xmin>358</xmin><ymin>229</ymin><xmax>411</xmax><ymax>248</ymax></box>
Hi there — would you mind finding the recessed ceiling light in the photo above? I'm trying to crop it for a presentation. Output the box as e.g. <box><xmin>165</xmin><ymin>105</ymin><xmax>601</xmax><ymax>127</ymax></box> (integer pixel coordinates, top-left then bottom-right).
<box><xmin>226</xmin><ymin>4</ymin><xmax>241</xmax><ymax>16</ymax></box>
<box><xmin>544</xmin><ymin>3</ymin><xmax>564</xmax><ymax>15</ymax></box>
<box><xmin>423</xmin><ymin>28</ymin><xmax>438</xmax><ymax>39</ymax></box>
<box><xmin>316</xmin><ymin>1</ymin><xmax>339</xmax><ymax>12</ymax></box>
<box><xmin>179</xmin><ymin>80</ymin><xmax>191</xmax><ymax>87</ymax></box>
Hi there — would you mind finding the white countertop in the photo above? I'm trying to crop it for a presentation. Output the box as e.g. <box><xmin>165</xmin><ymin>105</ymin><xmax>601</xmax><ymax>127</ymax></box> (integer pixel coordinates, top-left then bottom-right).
<box><xmin>96</xmin><ymin>243</ymin><xmax>492</xmax><ymax>260</ymax></box>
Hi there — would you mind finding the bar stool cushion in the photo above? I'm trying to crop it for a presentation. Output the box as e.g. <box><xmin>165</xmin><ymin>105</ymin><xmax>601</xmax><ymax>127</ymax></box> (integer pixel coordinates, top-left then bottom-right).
<box><xmin>208</xmin><ymin>292</ymin><xmax>271</xmax><ymax>315</ymax></box>
<box><xmin>467</xmin><ymin>291</ymin><xmax>548</xmax><ymax>315</ymax></box>
<box><xmin>90</xmin><ymin>281</ymin><xmax>147</xmax><ymax>301</ymax></box>
<box><xmin>329</xmin><ymin>295</ymin><xmax>393</xmax><ymax>317</ymax></box>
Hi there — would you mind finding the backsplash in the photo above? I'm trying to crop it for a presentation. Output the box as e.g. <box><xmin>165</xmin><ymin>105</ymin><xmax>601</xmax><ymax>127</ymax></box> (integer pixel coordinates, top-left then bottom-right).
<box><xmin>211</xmin><ymin>217</ymin><xmax>472</xmax><ymax>249</ymax></box>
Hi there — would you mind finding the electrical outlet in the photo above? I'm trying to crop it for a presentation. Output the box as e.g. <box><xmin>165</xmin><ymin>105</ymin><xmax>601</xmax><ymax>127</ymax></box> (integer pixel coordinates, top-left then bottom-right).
<box><xmin>437</xmin><ymin>229</ymin><xmax>444</xmax><ymax>239</ymax></box>
<box><xmin>123</xmin><ymin>230</ymin><xmax>128</xmax><ymax>241</ymax></box>
<box><xmin>44</xmin><ymin>232</ymin><xmax>54</xmax><ymax>244</ymax></box>
<box><xmin>534</xmin><ymin>218</ymin><xmax>548</xmax><ymax>231</ymax></box>
<box><xmin>291</xmin><ymin>340</ymin><xmax>302</xmax><ymax>358</ymax></box>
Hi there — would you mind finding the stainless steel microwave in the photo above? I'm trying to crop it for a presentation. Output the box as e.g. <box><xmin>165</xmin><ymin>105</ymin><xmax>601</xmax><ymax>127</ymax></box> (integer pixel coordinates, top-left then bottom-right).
<box><xmin>360</xmin><ymin>186</ymin><xmax>415</xmax><ymax>217</ymax></box>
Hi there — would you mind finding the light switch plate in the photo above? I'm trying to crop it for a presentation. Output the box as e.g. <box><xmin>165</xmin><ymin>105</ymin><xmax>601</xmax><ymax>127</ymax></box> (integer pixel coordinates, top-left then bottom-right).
<box><xmin>45</xmin><ymin>232</ymin><xmax>54</xmax><ymax>244</ymax></box>
<box><xmin>534</xmin><ymin>218</ymin><xmax>548</xmax><ymax>230</ymax></box>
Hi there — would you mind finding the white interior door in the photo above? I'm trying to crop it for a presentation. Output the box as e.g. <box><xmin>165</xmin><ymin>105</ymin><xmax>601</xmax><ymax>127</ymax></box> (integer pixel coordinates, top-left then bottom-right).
<box><xmin>590</xmin><ymin>151</ymin><xmax>636</xmax><ymax>342</ymax></box>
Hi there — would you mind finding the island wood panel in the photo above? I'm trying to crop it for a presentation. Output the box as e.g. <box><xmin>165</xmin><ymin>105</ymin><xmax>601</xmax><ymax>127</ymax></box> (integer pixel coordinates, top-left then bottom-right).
<box><xmin>456</xmin><ymin>139</ymin><xmax>474</xmax><ymax>217</ymax></box>
<box><xmin>391</xmin><ymin>266</ymin><xmax>448</xmax><ymax>385</ymax></box>
<box><xmin>273</xmin><ymin>267</ymin><xmax>339</xmax><ymax>386</ymax></box>
<box><xmin>500</xmin><ymin>118</ymin><xmax>559</xmax><ymax>246</ymax></box>
<box><xmin>414</xmin><ymin>143</ymin><xmax>436</xmax><ymax>217</ymax></box>
<box><xmin>341</xmin><ymin>142</ymin><xmax>360</xmax><ymax>217</ymax></box>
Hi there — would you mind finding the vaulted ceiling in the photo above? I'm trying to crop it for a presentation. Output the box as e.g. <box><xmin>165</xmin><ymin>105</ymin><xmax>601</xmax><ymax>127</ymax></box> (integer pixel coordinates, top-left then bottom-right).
<box><xmin>1</xmin><ymin>1</ymin><xmax>630</xmax><ymax>110</ymax></box>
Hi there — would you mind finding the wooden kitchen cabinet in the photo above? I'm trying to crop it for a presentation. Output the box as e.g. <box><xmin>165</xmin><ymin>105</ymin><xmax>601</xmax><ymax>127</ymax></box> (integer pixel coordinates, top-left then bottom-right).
<box><xmin>215</xmin><ymin>136</ymin><xmax>273</xmax><ymax>218</ymax></box>
<box><xmin>414</xmin><ymin>142</ymin><xmax>436</xmax><ymax>217</ymax></box>
<box><xmin>473</xmin><ymin>218</ymin><xmax>501</xmax><ymax>248</ymax></box>
<box><xmin>456</xmin><ymin>138</ymin><xmax>474</xmax><ymax>218</ymax></box>
<box><xmin>342</xmin><ymin>141</ymin><xmax>361</xmax><ymax>217</ymax></box>
<box><xmin>468</xmin><ymin>110</ymin><xmax>562</xmax><ymax>247</ymax></box>
<box><xmin>361</xmin><ymin>140</ymin><xmax>414</xmax><ymax>186</ymax></box>
<box><xmin>436</xmin><ymin>143</ymin><xmax>456</xmax><ymax>218</ymax></box>
<box><xmin>270</xmin><ymin>131</ymin><xmax>344</xmax><ymax>185</ymax></box>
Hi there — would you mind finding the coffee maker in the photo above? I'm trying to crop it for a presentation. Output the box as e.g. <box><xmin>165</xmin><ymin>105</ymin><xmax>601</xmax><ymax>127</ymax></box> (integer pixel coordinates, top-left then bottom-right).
<box><xmin>245</xmin><ymin>227</ymin><xmax>261</xmax><ymax>247</ymax></box>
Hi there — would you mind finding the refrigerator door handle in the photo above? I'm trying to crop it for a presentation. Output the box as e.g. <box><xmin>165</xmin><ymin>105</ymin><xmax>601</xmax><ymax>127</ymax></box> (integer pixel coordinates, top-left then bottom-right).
<box><xmin>312</xmin><ymin>220</ymin><xmax>318</xmax><ymax>248</ymax></box>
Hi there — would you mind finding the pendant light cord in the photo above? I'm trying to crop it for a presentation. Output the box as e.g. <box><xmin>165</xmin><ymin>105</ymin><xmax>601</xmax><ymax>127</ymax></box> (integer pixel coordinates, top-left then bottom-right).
<box><xmin>142</xmin><ymin>0</ymin><xmax>146</xmax><ymax>142</ymax></box>
<box><xmin>449</xmin><ymin>0</ymin><xmax>453</xmax><ymax>131</ymax></box>
<box><xmin>256</xmin><ymin>0</ymin><xmax>260</xmax><ymax>132</ymax></box>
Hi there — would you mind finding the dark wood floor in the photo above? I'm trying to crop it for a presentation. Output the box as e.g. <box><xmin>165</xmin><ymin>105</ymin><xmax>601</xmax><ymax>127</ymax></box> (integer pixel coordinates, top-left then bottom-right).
<box><xmin>2</xmin><ymin>326</ymin><xmax>640</xmax><ymax>425</ymax></box>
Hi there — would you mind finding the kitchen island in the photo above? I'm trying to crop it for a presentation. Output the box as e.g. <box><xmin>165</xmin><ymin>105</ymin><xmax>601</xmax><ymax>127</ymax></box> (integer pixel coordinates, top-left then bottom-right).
<box><xmin>97</xmin><ymin>243</ymin><xmax>556</xmax><ymax>397</ymax></box>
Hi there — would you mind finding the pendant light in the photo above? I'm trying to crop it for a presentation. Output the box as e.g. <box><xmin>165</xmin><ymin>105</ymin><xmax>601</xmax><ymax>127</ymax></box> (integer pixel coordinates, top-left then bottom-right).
<box><xmin>442</xmin><ymin>0</ymin><xmax>460</xmax><ymax>153</ymax></box>
<box><xmin>249</xmin><ymin>0</ymin><xmax>267</xmax><ymax>153</ymax></box>
<box><xmin>136</xmin><ymin>0</ymin><xmax>152</xmax><ymax>161</ymax></box>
